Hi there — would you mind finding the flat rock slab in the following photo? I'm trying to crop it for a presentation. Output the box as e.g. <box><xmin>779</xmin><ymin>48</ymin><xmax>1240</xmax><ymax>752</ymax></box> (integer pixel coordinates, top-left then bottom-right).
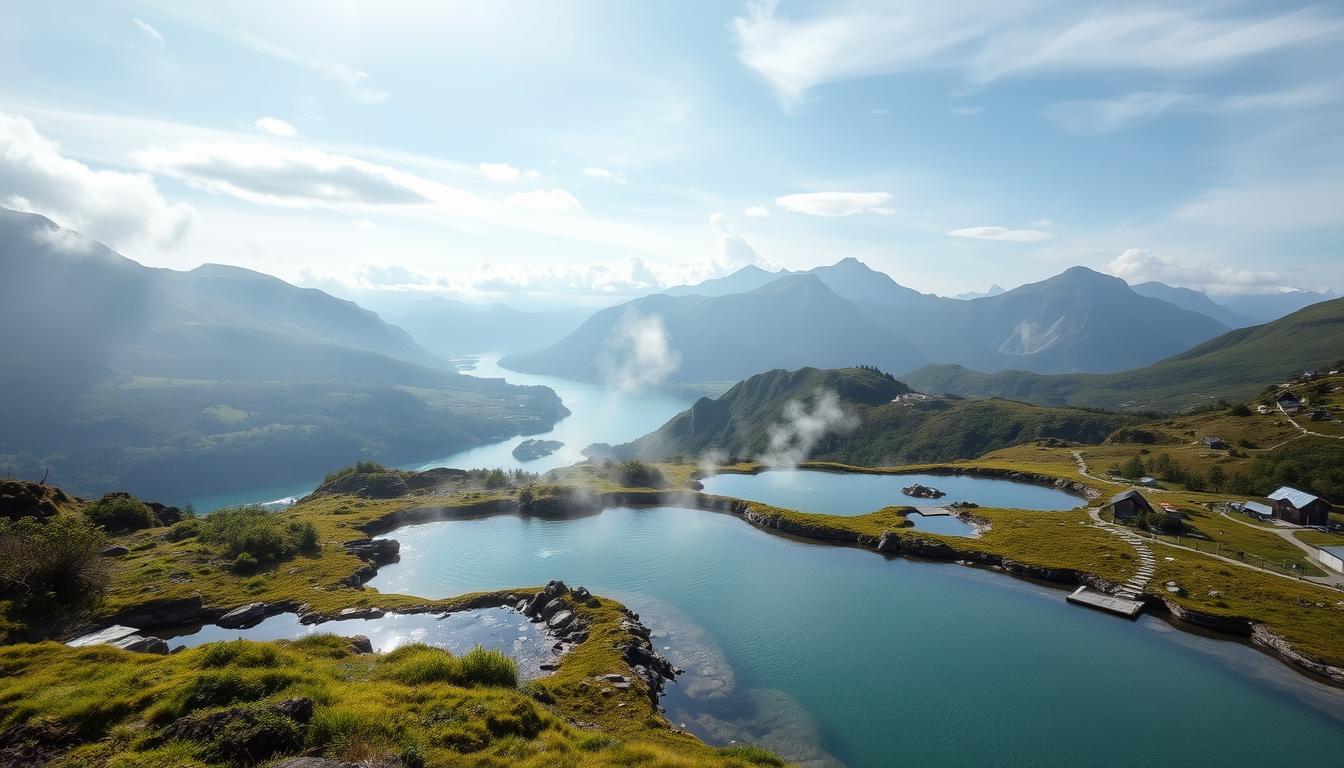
<box><xmin>1066</xmin><ymin>586</ymin><xmax>1144</xmax><ymax>618</ymax></box>
<box><xmin>66</xmin><ymin>625</ymin><xmax>140</xmax><ymax>647</ymax></box>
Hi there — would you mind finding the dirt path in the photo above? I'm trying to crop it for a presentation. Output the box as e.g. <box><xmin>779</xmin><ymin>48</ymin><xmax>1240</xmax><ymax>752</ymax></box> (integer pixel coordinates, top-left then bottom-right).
<box><xmin>1217</xmin><ymin>509</ymin><xmax>1344</xmax><ymax>588</ymax></box>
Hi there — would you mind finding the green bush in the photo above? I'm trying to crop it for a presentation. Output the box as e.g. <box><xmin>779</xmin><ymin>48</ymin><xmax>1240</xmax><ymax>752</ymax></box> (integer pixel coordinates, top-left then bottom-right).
<box><xmin>0</xmin><ymin>514</ymin><xmax>108</xmax><ymax>613</ymax></box>
<box><xmin>84</xmin><ymin>494</ymin><xmax>156</xmax><ymax>532</ymax></box>
<box><xmin>618</xmin><ymin>460</ymin><xmax>665</xmax><ymax>488</ymax></box>
<box><xmin>460</xmin><ymin>646</ymin><xmax>518</xmax><ymax>688</ymax></box>
<box><xmin>200</xmin><ymin>506</ymin><xmax>319</xmax><ymax>565</ymax></box>
<box><xmin>376</xmin><ymin>644</ymin><xmax>517</xmax><ymax>688</ymax></box>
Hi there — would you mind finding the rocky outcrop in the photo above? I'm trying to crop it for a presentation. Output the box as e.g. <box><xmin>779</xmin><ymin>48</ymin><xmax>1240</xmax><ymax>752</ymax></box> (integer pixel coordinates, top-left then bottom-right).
<box><xmin>95</xmin><ymin>491</ymin><xmax>185</xmax><ymax>526</ymax></box>
<box><xmin>0</xmin><ymin>480</ymin><xmax>74</xmax><ymax>521</ymax></box>
<box><xmin>343</xmin><ymin>538</ymin><xmax>400</xmax><ymax>565</ymax></box>
<box><xmin>152</xmin><ymin>697</ymin><xmax>312</xmax><ymax>765</ymax></box>
<box><xmin>515</xmin><ymin>580</ymin><xmax>595</xmax><ymax>655</ymax></box>
<box><xmin>217</xmin><ymin>602</ymin><xmax>276</xmax><ymax>629</ymax></box>
<box><xmin>1250</xmin><ymin>625</ymin><xmax>1344</xmax><ymax>685</ymax></box>
<box><xmin>103</xmin><ymin>595</ymin><xmax>211</xmax><ymax>629</ymax></box>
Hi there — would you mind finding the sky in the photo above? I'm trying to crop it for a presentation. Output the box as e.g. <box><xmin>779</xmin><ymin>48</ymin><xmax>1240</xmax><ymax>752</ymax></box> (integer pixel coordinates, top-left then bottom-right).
<box><xmin>1</xmin><ymin>0</ymin><xmax>1342</xmax><ymax>309</ymax></box>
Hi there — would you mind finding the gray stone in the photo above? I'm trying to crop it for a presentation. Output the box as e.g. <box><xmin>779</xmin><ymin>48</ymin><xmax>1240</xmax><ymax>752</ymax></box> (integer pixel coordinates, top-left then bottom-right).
<box><xmin>100</xmin><ymin>545</ymin><xmax>130</xmax><ymax>557</ymax></box>
<box><xmin>110</xmin><ymin>635</ymin><xmax>169</xmax><ymax>654</ymax></box>
<box><xmin>216</xmin><ymin>602</ymin><xmax>270</xmax><ymax>629</ymax></box>
<box><xmin>348</xmin><ymin>635</ymin><xmax>373</xmax><ymax>654</ymax></box>
<box><xmin>67</xmin><ymin>625</ymin><xmax>140</xmax><ymax>647</ymax></box>
<box><xmin>547</xmin><ymin>610</ymin><xmax>574</xmax><ymax>630</ymax></box>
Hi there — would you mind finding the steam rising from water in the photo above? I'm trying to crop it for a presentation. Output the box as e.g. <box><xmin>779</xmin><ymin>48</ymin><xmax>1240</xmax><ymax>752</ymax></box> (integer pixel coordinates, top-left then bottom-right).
<box><xmin>602</xmin><ymin>309</ymin><xmax>680</xmax><ymax>392</ymax></box>
<box><xmin>759</xmin><ymin>389</ymin><xmax>858</xmax><ymax>471</ymax></box>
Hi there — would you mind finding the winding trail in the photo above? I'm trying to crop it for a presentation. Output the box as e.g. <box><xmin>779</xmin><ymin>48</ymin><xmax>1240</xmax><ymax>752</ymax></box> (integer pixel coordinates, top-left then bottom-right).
<box><xmin>1278</xmin><ymin>402</ymin><xmax>1344</xmax><ymax>440</ymax></box>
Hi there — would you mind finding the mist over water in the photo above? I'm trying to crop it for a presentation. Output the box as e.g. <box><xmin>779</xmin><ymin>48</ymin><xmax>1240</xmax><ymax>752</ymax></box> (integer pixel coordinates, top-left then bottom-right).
<box><xmin>186</xmin><ymin>353</ymin><xmax>694</xmax><ymax>511</ymax></box>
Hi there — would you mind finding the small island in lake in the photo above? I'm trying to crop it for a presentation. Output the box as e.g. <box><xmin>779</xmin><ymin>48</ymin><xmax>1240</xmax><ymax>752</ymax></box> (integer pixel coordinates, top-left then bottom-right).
<box><xmin>902</xmin><ymin>482</ymin><xmax>946</xmax><ymax>499</ymax></box>
<box><xmin>512</xmin><ymin>438</ymin><xmax>565</xmax><ymax>461</ymax></box>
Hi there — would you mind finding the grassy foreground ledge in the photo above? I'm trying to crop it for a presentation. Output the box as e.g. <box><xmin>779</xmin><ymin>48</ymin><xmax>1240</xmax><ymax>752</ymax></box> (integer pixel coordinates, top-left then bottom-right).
<box><xmin>0</xmin><ymin>473</ymin><xmax>785</xmax><ymax>768</ymax></box>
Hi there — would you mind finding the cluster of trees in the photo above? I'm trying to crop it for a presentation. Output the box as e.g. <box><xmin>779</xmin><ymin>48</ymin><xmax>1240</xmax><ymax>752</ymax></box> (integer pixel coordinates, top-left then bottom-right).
<box><xmin>1114</xmin><ymin>439</ymin><xmax>1344</xmax><ymax>501</ymax></box>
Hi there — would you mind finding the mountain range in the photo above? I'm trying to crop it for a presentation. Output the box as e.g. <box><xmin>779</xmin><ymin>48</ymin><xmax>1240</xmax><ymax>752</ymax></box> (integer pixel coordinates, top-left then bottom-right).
<box><xmin>0</xmin><ymin>209</ymin><xmax>567</xmax><ymax>500</ymax></box>
<box><xmin>903</xmin><ymin>296</ymin><xmax>1344</xmax><ymax>412</ymax></box>
<box><xmin>508</xmin><ymin>260</ymin><xmax>1235</xmax><ymax>383</ymax></box>
<box><xmin>502</xmin><ymin>272</ymin><xmax>930</xmax><ymax>383</ymax></box>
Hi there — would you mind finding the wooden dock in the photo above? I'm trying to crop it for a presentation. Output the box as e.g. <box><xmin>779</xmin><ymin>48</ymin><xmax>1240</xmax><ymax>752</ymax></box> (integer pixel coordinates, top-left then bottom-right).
<box><xmin>1066</xmin><ymin>586</ymin><xmax>1144</xmax><ymax>618</ymax></box>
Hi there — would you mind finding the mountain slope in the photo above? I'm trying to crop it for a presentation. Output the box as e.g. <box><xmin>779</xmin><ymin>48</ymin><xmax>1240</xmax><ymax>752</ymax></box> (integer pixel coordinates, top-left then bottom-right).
<box><xmin>805</xmin><ymin>257</ymin><xmax>941</xmax><ymax>307</ymax></box>
<box><xmin>903</xmin><ymin>296</ymin><xmax>1344</xmax><ymax>412</ymax></box>
<box><xmin>1130</xmin><ymin>281</ymin><xmax>1254</xmax><ymax>328</ymax></box>
<box><xmin>664</xmin><ymin>264</ymin><xmax>783</xmax><ymax>297</ymax></box>
<box><xmin>0</xmin><ymin>209</ymin><xmax>567</xmax><ymax>500</ymax></box>
<box><xmin>390</xmin><ymin>297</ymin><xmax>588</xmax><ymax>357</ymax></box>
<box><xmin>612</xmin><ymin>366</ymin><xmax>1133</xmax><ymax>465</ymax></box>
<box><xmin>867</xmin><ymin>267</ymin><xmax>1229</xmax><ymax>374</ymax></box>
<box><xmin>1219</xmin><ymin>290</ymin><xmax>1342</xmax><ymax>324</ymax></box>
<box><xmin>502</xmin><ymin>274</ymin><xmax>929</xmax><ymax>383</ymax></box>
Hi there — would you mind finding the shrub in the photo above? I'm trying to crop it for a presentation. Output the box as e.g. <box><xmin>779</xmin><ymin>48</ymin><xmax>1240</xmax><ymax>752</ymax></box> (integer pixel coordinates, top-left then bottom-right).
<box><xmin>618</xmin><ymin>460</ymin><xmax>665</xmax><ymax>488</ymax></box>
<box><xmin>0</xmin><ymin>514</ymin><xmax>108</xmax><ymax>613</ymax></box>
<box><xmin>460</xmin><ymin>646</ymin><xmax>518</xmax><ymax>688</ymax></box>
<box><xmin>200</xmin><ymin>507</ymin><xmax>319</xmax><ymax>565</ymax></box>
<box><xmin>484</xmin><ymin>469</ymin><xmax>508</xmax><ymax>490</ymax></box>
<box><xmin>1230</xmin><ymin>403</ymin><xmax>1252</xmax><ymax>417</ymax></box>
<box><xmin>84</xmin><ymin>494</ymin><xmax>156</xmax><ymax>532</ymax></box>
<box><xmin>232</xmin><ymin>552</ymin><xmax>259</xmax><ymax>572</ymax></box>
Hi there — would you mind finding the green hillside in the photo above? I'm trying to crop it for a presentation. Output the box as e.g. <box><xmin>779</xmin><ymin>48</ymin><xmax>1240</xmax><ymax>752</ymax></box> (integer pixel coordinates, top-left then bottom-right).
<box><xmin>0</xmin><ymin>210</ymin><xmax>568</xmax><ymax>501</ymax></box>
<box><xmin>613</xmin><ymin>366</ymin><xmax>1134</xmax><ymax>465</ymax></box>
<box><xmin>904</xmin><ymin>296</ymin><xmax>1344</xmax><ymax>412</ymax></box>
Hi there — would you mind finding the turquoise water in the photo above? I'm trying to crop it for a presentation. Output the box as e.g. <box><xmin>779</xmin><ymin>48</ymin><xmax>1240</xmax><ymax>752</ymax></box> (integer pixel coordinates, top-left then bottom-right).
<box><xmin>150</xmin><ymin>607</ymin><xmax>558</xmax><ymax>680</ymax></box>
<box><xmin>701</xmin><ymin>469</ymin><xmax>1082</xmax><ymax>514</ymax></box>
<box><xmin>368</xmin><ymin>506</ymin><xmax>1344</xmax><ymax>768</ymax></box>
<box><xmin>186</xmin><ymin>354</ymin><xmax>693</xmax><ymax>511</ymax></box>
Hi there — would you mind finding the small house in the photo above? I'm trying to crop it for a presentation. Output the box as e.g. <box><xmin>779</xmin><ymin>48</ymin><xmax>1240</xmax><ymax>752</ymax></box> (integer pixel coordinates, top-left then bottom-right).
<box><xmin>1139</xmin><ymin>476</ymin><xmax>1160</xmax><ymax>488</ymax></box>
<box><xmin>1318</xmin><ymin>546</ymin><xmax>1344</xmax><ymax>574</ymax></box>
<box><xmin>1106</xmin><ymin>490</ymin><xmax>1154</xmax><ymax>523</ymax></box>
<box><xmin>1256</xmin><ymin>404</ymin><xmax>1270</xmax><ymax>415</ymax></box>
<box><xmin>1310</xmin><ymin>408</ymin><xmax>1331</xmax><ymax>422</ymax></box>
<box><xmin>1239</xmin><ymin>501</ymin><xmax>1274</xmax><ymax>521</ymax></box>
<box><xmin>1302</xmin><ymin>370</ymin><xmax>1319</xmax><ymax>381</ymax></box>
<box><xmin>1275</xmin><ymin>390</ymin><xmax>1302</xmax><ymax>412</ymax></box>
<box><xmin>1267</xmin><ymin>486</ymin><xmax>1332</xmax><ymax>527</ymax></box>
<box><xmin>1201</xmin><ymin>436</ymin><xmax>1228</xmax><ymax>450</ymax></box>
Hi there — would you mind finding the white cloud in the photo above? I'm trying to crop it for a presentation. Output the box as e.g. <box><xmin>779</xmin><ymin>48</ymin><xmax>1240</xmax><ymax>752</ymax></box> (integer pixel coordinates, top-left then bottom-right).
<box><xmin>254</xmin><ymin>116</ymin><xmax>297</xmax><ymax>137</ymax></box>
<box><xmin>0</xmin><ymin>112</ymin><xmax>194</xmax><ymax>251</ymax></box>
<box><xmin>583</xmin><ymin>166</ymin><xmax>625</xmax><ymax>184</ymax></box>
<box><xmin>509</xmin><ymin>188</ymin><xmax>582</xmax><ymax>214</ymax></box>
<box><xmin>133</xmin><ymin>139</ymin><xmax>483</xmax><ymax>210</ymax></box>
<box><xmin>760</xmin><ymin>389</ymin><xmax>860</xmax><ymax>471</ymax></box>
<box><xmin>480</xmin><ymin>162</ymin><xmax>522</xmax><ymax>183</ymax></box>
<box><xmin>1106</xmin><ymin>248</ymin><xmax>1284</xmax><ymax>293</ymax></box>
<box><xmin>228</xmin><ymin>28</ymin><xmax>388</xmax><ymax>104</ymax></box>
<box><xmin>744</xmin><ymin>205</ymin><xmax>771</xmax><ymax>218</ymax></box>
<box><xmin>950</xmin><ymin>105</ymin><xmax>983</xmax><ymax>116</ymax></box>
<box><xmin>132</xmin><ymin>18</ymin><xmax>165</xmax><ymax>49</ymax></box>
<box><xmin>1045</xmin><ymin>92</ymin><xmax>1189</xmax><ymax>133</ymax></box>
<box><xmin>947</xmin><ymin>226</ymin><xmax>1053</xmax><ymax>242</ymax></box>
<box><xmin>775</xmin><ymin>192</ymin><xmax>893</xmax><ymax>217</ymax></box>
<box><xmin>732</xmin><ymin>1</ymin><xmax>1343</xmax><ymax>108</ymax></box>
<box><xmin>524</xmin><ymin>169</ymin><xmax>541</xmax><ymax>180</ymax></box>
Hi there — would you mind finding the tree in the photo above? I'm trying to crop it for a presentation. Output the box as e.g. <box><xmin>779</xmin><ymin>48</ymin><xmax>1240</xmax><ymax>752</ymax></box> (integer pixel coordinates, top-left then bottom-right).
<box><xmin>1118</xmin><ymin>455</ymin><xmax>1146</xmax><ymax>480</ymax></box>
<box><xmin>1207</xmin><ymin>465</ymin><xmax>1227</xmax><ymax>492</ymax></box>
<box><xmin>0</xmin><ymin>515</ymin><xmax>109</xmax><ymax>613</ymax></box>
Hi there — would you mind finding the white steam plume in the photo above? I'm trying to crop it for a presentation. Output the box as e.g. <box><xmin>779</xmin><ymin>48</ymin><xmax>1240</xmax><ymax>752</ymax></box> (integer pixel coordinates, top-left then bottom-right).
<box><xmin>601</xmin><ymin>309</ymin><xmax>680</xmax><ymax>392</ymax></box>
<box><xmin>759</xmin><ymin>389</ymin><xmax>859</xmax><ymax>471</ymax></box>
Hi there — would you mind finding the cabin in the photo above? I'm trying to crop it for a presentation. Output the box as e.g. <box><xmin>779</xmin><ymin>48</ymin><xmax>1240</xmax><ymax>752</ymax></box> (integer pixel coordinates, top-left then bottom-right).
<box><xmin>1201</xmin><ymin>436</ymin><xmax>1228</xmax><ymax>450</ymax></box>
<box><xmin>1310</xmin><ymin>408</ymin><xmax>1332</xmax><ymax>422</ymax></box>
<box><xmin>1318</xmin><ymin>546</ymin><xmax>1344</xmax><ymax>574</ymax></box>
<box><xmin>1267</xmin><ymin>486</ymin><xmax>1332</xmax><ymax>527</ymax></box>
<box><xmin>1139</xmin><ymin>476</ymin><xmax>1160</xmax><ymax>488</ymax></box>
<box><xmin>1239</xmin><ymin>501</ymin><xmax>1274</xmax><ymax>521</ymax></box>
<box><xmin>1301</xmin><ymin>370</ymin><xmax>1319</xmax><ymax>381</ymax></box>
<box><xmin>1275</xmin><ymin>390</ymin><xmax>1302</xmax><ymax>412</ymax></box>
<box><xmin>1256</xmin><ymin>404</ymin><xmax>1271</xmax><ymax>415</ymax></box>
<box><xmin>1106</xmin><ymin>490</ymin><xmax>1154</xmax><ymax>523</ymax></box>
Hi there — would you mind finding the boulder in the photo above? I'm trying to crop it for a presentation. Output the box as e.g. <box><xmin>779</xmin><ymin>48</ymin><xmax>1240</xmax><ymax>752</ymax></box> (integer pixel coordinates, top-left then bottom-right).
<box><xmin>546</xmin><ymin>610</ymin><xmax>574</xmax><ymax>630</ymax></box>
<box><xmin>337</xmin><ymin>606</ymin><xmax>385</xmax><ymax>620</ymax></box>
<box><xmin>67</xmin><ymin>625</ymin><xmax>140</xmax><ymax>648</ymax></box>
<box><xmin>216</xmin><ymin>602</ymin><xmax>271</xmax><ymax>629</ymax></box>
<box><xmin>901</xmin><ymin>483</ymin><xmax>945</xmax><ymax>499</ymax></box>
<box><xmin>540</xmin><ymin>597</ymin><xmax>567</xmax><ymax>621</ymax></box>
<box><xmin>100</xmin><ymin>545</ymin><xmax>130</xmax><ymax>557</ymax></box>
<box><xmin>342</xmin><ymin>539</ymin><xmax>400</xmax><ymax>566</ymax></box>
<box><xmin>111</xmin><ymin>635</ymin><xmax>169</xmax><ymax>654</ymax></box>
<box><xmin>348</xmin><ymin>635</ymin><xmax>373</xmax><ymax>654</ymax></box>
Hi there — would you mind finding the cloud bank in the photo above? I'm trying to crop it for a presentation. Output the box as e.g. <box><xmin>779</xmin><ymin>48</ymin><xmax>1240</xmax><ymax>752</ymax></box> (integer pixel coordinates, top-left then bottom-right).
<box><xmin>947</xmin><ymin>226</ymin><xmax>1053</xmax><ymax>242</ymax></box>
<box><xmin>760</xmin><ymin>389</ymin><xmax>860</xmax><ymax>471</ymax></box>
<box><xmin>775</xmin><ymin>192</ymin><xmax>893</xmax><ymax>217</ymax></box>
<box><xmin>602</xmin><ymin>309</ymin><xmax>681</xmax><ymax>392</ymax></box>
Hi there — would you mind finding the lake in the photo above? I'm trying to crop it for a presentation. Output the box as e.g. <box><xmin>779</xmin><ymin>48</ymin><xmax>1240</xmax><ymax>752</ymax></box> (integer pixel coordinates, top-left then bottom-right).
<box><xmin>186</xmin><ymin>354</ymin><xmax>695</xmax><ymax>511</ymax></box>
<box><xmin>151</xmin><ymin>607</ymin><xmax>559</xmax><ymax>681</ymax></box>
<box><xmin>700</xmin><ymin>469</ymin><xmax>1082</xmax><ymax>514</ymax></box>
<box><xmin>367</xmin><ymin>505</ymin><xmax>1344</xmax><ymax>768</ymax></box>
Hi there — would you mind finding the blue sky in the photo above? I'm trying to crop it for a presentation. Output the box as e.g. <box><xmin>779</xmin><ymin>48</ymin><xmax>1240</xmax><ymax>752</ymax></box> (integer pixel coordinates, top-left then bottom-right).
<box><xmin>2</xmin><ymin>1</ymin><xmax>1341</xmax><ymax>308</ymax></box>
